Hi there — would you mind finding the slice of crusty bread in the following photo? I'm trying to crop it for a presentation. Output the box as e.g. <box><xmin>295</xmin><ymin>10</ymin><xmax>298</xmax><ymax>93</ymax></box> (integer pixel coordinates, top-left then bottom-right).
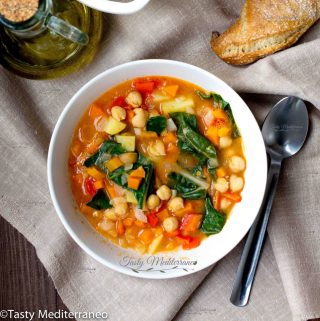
<box><xmin>211</xmin><ymin>0</ymin><xmax>320</xmax><ymax>65</ymax></box>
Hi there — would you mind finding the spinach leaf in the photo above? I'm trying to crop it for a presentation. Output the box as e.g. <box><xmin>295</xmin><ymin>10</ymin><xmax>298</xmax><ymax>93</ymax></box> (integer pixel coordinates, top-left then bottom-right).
<box><xmin>192</xmin><ymin>165</ymin><xmax>205</xmax><ymax>179</ymax></box>
<box><xmin>84</xmin><ymin>140</ymin><xmax>125</xmax><ymax>167</ymax></box>
<box><xmin>168</xmin><ymin>172</ymin><xmax>207</xmax><ymax>199</ymax></box>
<box><xmin>224</xmin><ymin>104</ymin><xmax>240</xmax><ymax>137</ymax></box>
<box><xmin>200</xmin><ymin>197</ymin><xmax>226</xmax><ymax>235</ymax></box>
<box><xmin>107</xmin><ymin>153</ymin><xmax>153</xmax><ymax>209</ymax></box>
<box><xmin>195</xmin><ymin>90</ymin><xmax>240</xmax><ymax>137</ymax></box>
<box><xmin>170</xmin><ymin>112</ymin><xmax>218</xmax><ymax>172</ymax></box>
<box><xmin>87</xmin><ymin>190</ymin><xmax>112</xmax><ymax>210</ymax></box>
<box><xmin>131</xmin><ymin>154</ymin><xmax>153</xmax><ymax>209</ymax></box>
<box><xmin>146</xmin><ymin>116</ymin><xmax>167</xmax><ymax>135</ymax></box>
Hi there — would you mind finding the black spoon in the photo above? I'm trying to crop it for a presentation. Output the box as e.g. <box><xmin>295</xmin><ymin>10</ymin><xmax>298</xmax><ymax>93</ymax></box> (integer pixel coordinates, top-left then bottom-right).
<box><xmin>230</xmin><ymin>96</ymin><xmax>309</xmax><ymax>307</ymax></box>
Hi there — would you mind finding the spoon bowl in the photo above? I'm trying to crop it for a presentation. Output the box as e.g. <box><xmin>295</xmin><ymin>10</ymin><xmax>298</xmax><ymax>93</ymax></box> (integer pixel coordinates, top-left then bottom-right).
<box><xmin>262</xmin><ymin>96</ymin><xmax>309</xmax><ymax>159</ymax></box>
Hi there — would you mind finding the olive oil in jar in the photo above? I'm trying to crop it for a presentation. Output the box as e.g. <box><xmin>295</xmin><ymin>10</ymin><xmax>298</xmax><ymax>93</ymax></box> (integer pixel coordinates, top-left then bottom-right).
<box><xmin>0</xmin><ymin>0</ymin><xmax>102</xmax><ymax>79</ymax></box>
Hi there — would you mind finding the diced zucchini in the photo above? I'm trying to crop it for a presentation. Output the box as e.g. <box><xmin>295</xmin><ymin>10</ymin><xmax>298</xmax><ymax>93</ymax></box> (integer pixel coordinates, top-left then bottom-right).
<box><xmin>103</xmin><ymin>117</ymin><xmax>126</xmax><ymax>135</ymax></box>
<box><xmin>115</xmin><ymin>135</ymin><xmax>136</xmax><ymax>152</ymax></box>
<box><xmin>161</xmin><ymin>97</ymin><xmax>194</xmax><ymax>115</ymax></box>
<box><xmin>126</xmin><ymin>191</ymin><xmax>138</xmax><ymax>204</ymax></box>
<box><xmin>148</xmin><ymin>234</ymin><xmax>163</xmax><ymax>254</ymax></box>
<box><xmin>152</xmin><ymin>89</ymin><xmax>170</xmax><ymax>103</ymax></box>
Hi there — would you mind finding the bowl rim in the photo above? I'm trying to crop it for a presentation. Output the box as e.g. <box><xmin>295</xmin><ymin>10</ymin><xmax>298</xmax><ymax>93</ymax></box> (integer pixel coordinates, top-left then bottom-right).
<box><xmin>47</xmin><ymin>59</ymin><xmax>267</xmax><ymax>279</ymax></box>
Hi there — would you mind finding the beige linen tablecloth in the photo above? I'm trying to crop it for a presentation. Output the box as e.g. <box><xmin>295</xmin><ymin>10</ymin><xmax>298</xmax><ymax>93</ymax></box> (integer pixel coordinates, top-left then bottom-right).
<box><xmin>1</xmin><ymin>1</ymin><xmax>320</xmax><ymax>320</ymax></box>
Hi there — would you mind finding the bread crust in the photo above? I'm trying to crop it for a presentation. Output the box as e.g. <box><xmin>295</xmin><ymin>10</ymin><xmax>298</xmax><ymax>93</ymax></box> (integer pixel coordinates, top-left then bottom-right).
<box><xmin>211</xmin><ymin>0</ymin><xmax>320</xmax><ymax>65</ymax></box>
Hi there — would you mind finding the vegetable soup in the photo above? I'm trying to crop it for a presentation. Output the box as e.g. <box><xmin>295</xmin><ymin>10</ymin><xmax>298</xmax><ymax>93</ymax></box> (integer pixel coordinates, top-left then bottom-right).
<box><xmin>69</xmin><ymin>77</ymin><xmax>246</xmax><ymax>254</ymax></box>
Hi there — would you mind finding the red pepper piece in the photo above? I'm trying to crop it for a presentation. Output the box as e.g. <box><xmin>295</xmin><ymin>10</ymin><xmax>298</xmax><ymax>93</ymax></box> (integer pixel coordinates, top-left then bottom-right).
<box><xmin>85</xmin><ymin>177</ymin><xmax>97</xmax><ymax>196</ymax></box>
<box><xmin>132</xmin><ymin>80</ymin><xmax>155</xmax><ymax>94</ymax></box>
<box><xmin>147</xmin><ymin>213</ymin><xmax>159</xmax><ymax>227</ymax></box>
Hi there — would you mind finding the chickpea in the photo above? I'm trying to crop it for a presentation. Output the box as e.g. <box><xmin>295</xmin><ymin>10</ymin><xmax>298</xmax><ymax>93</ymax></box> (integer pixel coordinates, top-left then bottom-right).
<box><xmin>163</xmin><ymin>216</ymin><xmax>179</xmax><ymax>232</ymax></box>
<box><xmin>168</xmin><ymin>197</ymin><xmax>184</xmax><ymax>212</ymax></box>
<box><xmin>104</xmin><ymin>208</ymin><xmax>117</xmax><ymax>221</ymax></box>
<box><xmin>156</xmin><ymin>185</ymin><xmax>172</xmax><ymax>201</ymax></box>
<box><xmin>112</xmin><ymin>197</ymin><xmax>129</xmax><ymax>219</ymax></box>
<box><xmin>131</xmin><ymin>108</ymin><xmax>148</xmax><ymax>128</ymax></box>
<box><xmin>111</xmin><ymin>106</ymin><xmax>126</xmax><ymax>121</ymax></box>
<box><xmin>229</xmin><ymin>174</ymin><xmax>244</xmax><ymax>193</ymax></box>
<box><xmin>229</xmin><ymin>155</ymin><xmax>246</xmax><ymax>173</ymax></box>
<box><xmin>214</xmin><ymin>177</ymin><xmax>229</xmax><ymax>193</ymax></box>
<box><xmin>147</xmin><ymin>194</ymin><xmax>161</xmax><ymax>210</ymax></box>
<box><xmin>220</xmin><ymin>198</ymin><xmax>232</xmax><ymax>211</ymax></box>
<box><xmin>126</xmin><ymin>91</ymin><xmax>142</xmax><ymax>108</ymax></box>
<box><xmin>149</xmin><ymin>139</ymin><xmax>166</xmax><ymax>156</ymax></box>
<box><xmin>119</xmin><ymin>152</ymin><xmax>137</xmax><ymax>165</ymax></box>
<box><xmin>219</xmin><ymin>136</ymin><xmax>232</xmax><ymax>149</ymax></box>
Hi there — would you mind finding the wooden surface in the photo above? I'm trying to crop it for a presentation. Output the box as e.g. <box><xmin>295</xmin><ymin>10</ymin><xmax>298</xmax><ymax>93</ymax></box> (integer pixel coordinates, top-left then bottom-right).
<box><xmin>0</xmin><ymin>215</ymin><xmax>75</xmax><ymax>320</ymax></box>
<box><xmin>0</xmin><ymin>215</ymin><xmax>319</xmax><ymax>321</ymax></box>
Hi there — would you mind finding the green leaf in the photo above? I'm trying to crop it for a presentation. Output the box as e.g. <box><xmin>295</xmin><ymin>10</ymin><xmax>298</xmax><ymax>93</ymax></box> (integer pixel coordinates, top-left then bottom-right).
<box><xmin>192</xmin><ymin>165</ymin><xmax>205</xmax><ymax>179</ymax></box>
<box><xmin>168</xmin><ymin>172</ymin><xmax>207</xmax><ymax>199</ymax></box>
<box><xmin>195</xmin><ymin>90</ymin><xmax>214</xmax><ymax>100</ymax></box>
<box><xmin>107</xmin><ymin>153</ymin><xmax>153</xmax><ymax>209</ymax></box>
<box><xmin>146</xmin><ymin>116</ymin><xmax>167</xmax><ymax>135</ymax></box>
<box><xmin>170</xmin><ymin>112</ymin><xmax>218</xmax><ymax>168</ymax></box>
<box><xmin>224</xmin><ymin>104</ymin><xmax>240</xmax><ymax>137</ymax></box>
<box><xmin>87</xmin><ymin>190</ymin><xmax>112</xmax><ymax>210</ymax></box>
<box><xmin>84</xmin><ymin>140</ymin><xmax>125</xmax><ymax>167</ymax></box>
<box><xmin>200</xmin><ymin>197</ymin><xmax>226</xmax><ymax>235</ymax></box>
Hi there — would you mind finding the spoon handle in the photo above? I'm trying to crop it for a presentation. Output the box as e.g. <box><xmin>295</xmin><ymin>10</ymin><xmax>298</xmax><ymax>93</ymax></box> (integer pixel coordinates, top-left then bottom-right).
<box><xmin>230</xmin><ymin>158</ymin><xmax>282</xmax><ymax>307</ymax></box>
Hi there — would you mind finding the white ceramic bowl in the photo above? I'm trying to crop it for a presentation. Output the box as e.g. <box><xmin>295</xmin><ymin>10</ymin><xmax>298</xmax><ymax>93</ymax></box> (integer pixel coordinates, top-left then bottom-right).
<box><xmin>77</xmin><ymin>0</ymin><xmax>150</xmax><ymax>15</ymax></box>
<box><xmin>48</xmin><ymin>59</ymin><xmax>267</xmax><ymax>279</ymax></box>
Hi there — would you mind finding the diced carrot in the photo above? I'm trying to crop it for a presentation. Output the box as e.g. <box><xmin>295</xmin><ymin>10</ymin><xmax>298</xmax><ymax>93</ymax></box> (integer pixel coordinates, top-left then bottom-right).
<box><xmin>93</xmin><ymin>180</ymin><xmax>105</xmax><ymax>190</ymax></box>
<box><xmin>87</xmin><ymin>167</ymin><xmax>105</xmax><ymax>180</ymax></box>
<box><xmin>174</xmin><ymin>202</ymin><xmax>193</xmax><ymax>217</ymax></box>
<box><xmin>216</xmin><ymin>167</ymin><xmax>227</xmax><ymax>178</ymax></box>
<box><xmin>134</xmin><ymin>220</ymin><xmax>146</xmax><ymax>228</ymax></box>
<box><xmin>116</xmin><ymin>220</ymin><xmax>125</xmax><ymax>236</ymax></box>
<box><xmin>166</xmin><ymin>143</ymin><xmax>179</xmax><ymax>155</ymax></box>
<box><xmin>205</xmin><ymin>126</ymin><xmax>219</xmax><ymax>146</ymax></box>
<box><xmin>123</xmin><ymin>218</ymin><xmax>134</xmax><ymax>227</ymax></box>
<box><xmin>163</xmin><ymin>132</ymin><xmax>177</xmax><ymax>145</ymax></box>
<box><xmin>128</xmin><ymin>176</ymin><xmax>142</xmax><ymax>190</ymax></box>
<box><xmin>214</xmin><ymin>191</ymin><xmax>221</xmax><ymax>211</ymax></box>
<box><xmin>138</xmin><ymin>131</ymin><xmax>158</xmax><ymax>139</ymax></box>
<box><xmin>218</xmin><ymin>127</ymin><xmax>231</xmax><ymax>137</ymax></box>
<box><xmin>130</xmin><ymin>166</ymin><xmax>145</xmax><ymax>178</ymax></box>
<box><xmin>180</xmin><ymin>214</ymin><xmax>202</xmax><ymax>232</ymax></box>
<box><xmin>222</xmin><ymin>192</ymin><xmax>242</xmax><ymax>202</ymax></box>
<box><xmin>156</xmin><ymin>208</ymin><xmax>170</xmax><ymax>221</ymax></box>
<box><xmin>139</xmin><ymin>229</ymin><xmax>154</xmax><ymax>245</ymax></box>
<box><xmin>213</xmin><ymin>108</ymin><xmax>228</xmax><ymax>120</ymax></box>
<box><xmin>105</xmin><ymin>157</ymin><xmax>123</xmax><ymax>172</ymax></box>
<box><xmin>105</xmin><ymin>179</ymin><xmax>116</xmax><ymax>199</ymax></box>
<box><xmin>187</xmin><ymin>200</ymin><xmax>205</xmax><ymax>213</ymax></box>
<box><xmin>89</xmin><ymin>103</ymin><xmax>106</xmax><ymax>119</ymax></box>
<box><xmin>163</xmin><ymin>85</ymin><xmax>179</xmax><ymax>97</ymax></box>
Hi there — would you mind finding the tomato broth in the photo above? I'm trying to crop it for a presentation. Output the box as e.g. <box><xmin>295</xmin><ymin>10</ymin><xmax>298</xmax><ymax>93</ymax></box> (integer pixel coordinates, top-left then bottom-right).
<box><xmin>69</xmin><ymin>76</ymin><xmax>246</xmax><ymax>254</ymax></box>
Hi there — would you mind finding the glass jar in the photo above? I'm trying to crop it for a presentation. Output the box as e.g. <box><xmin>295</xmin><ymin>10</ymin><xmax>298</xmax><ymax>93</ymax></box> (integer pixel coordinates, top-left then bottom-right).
<box><xmin>0</xmin><ymin>0</ymin><xmax>102</xmax><ymax>79</ymax></box>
